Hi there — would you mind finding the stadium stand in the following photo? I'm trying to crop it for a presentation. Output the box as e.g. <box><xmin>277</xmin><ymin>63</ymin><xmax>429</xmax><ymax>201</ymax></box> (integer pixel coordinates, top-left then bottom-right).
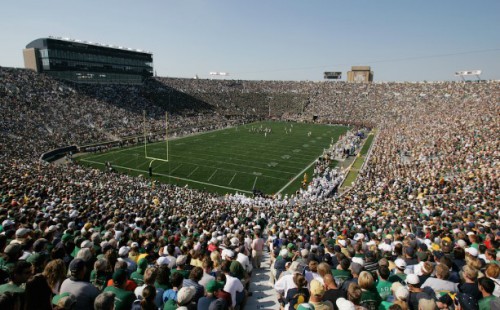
<box><xmin>0</xmin><ymin>66</ymin><xmax>498</xmax><ymax>309</ymax></box>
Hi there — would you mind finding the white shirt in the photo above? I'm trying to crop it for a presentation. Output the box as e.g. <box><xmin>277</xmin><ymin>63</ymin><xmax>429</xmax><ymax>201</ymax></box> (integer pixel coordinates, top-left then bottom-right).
<box><xmin>274</xmin><ymin>273</ymin><xmax>297</xmax><ymax>298</ymax></box>
<box><xmin>223</xmin><ymin>274</ymin><xmax>244</xmax><ymax>307</ymax></box>
<box><xmin>237</xmin><ymin>252</ymin><xmax>252</xmax><ymax>273</ymax></box>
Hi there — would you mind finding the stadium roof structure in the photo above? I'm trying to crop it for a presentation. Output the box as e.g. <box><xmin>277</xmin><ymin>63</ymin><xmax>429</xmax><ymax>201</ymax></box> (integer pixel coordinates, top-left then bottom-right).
<box><xmin>24</xmin><ymin>37</ymin><xmax>153</xmax><ymax>84</ymax></box>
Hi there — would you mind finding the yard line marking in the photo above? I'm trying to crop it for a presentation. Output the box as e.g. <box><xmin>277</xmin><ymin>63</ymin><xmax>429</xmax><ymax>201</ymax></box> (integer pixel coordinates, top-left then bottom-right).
<box><xmin>252</xmin><ymin>176</ymin><xmax>258</xmax><ymax>189</ymax></box>
<box><xmin>169</xmin><ymin>164</ymin><xmax>182</xmax><ymax>174</ymax></box>
<box><xmin>79</xmin><ymin>159</ymin><xmax>252</xmax><ymax>194</ymax></box>
<box><xmin>208</xmin><ymin>169</ymin><xmax>218</xmax><ymax>181</ymax></box>
<box><xmin>228</xmin><ymin>173</ymin><xmax>237</xmax><ymax>185</ymax></box>
<box><xmin>187</xmin><ymin>166</ymin><xmax>199</xmax><ymax>178</ymax></box>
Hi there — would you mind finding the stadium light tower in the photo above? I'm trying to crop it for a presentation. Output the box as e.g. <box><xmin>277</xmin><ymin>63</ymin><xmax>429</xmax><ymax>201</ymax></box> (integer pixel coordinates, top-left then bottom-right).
<box><xmin>455</xmin><ymin>70</ymin><xmax>482</xmax><ymax>81</ymax></box>
<box><xmin>209</xmin><ymin>72</ymin><xmax>230</xmax><ymax>78</ymax></box>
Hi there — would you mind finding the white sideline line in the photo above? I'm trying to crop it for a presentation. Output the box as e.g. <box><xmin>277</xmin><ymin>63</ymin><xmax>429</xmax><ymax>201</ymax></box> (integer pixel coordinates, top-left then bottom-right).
<box><xmin>208</xmin><ymin>169</ymin><xmax>218</xmax><ymax>181</ymax></box>
<box><xmin>276</xmin><ymin>157</ymin><xmax>317</xmax><ymax>194</ymax></box>
<box><xmin>252</xmin><ymin>176</ymin><xmax>258</xmax><ymax>189</ymax></box>
<box><xmin>80</xmin><ymin>159</ymin><xmax>252</xmax><ymax>194</ymax></box>
<box><xmin>228</xmin><ymin>173</ymin><xmax>237</xmax><ymax>185</ymax></box>
<box><xmin>187</xmin><ymin>167</ymin><xmax>199</xmax><ymax>178</ymax></box>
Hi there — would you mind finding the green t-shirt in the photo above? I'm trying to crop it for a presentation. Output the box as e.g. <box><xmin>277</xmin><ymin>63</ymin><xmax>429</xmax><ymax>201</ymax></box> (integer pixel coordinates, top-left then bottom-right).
<box><xmin>0</xmin><ymin>283</ymin><xmax>24</xmax><ymax>294</ymax></box>
<box><xmin>360</xmin><ymin>289</ymin><xmax>382</xmax><ymax>310</ymax></box>
<box><xmin>331</xmin><ymin>269</ymin><xmax>352</xmax><ymax>287</ymax></box>
<box><xmin>376</xmin><ymin>279</ymin><xmax>392</xmax><ymax>301</ymax></box>
<box><xmin>479</xmin><ymin>295</ymin><xmax>498</xmax><ymax>310</ymax></box>
<box><xmin>163</xmin><ymin>299</ymin><xmax>177</xmax><ymax>310</ymax></box>
<box><xmin>90</xmin><ymin>270</ymin><xmax>108</xmax><ymax>291</ymax></box>
<box><xmin>103</xmin><ymin>286</ymin><xmax>135</xmax><ymax>310</ymax></box>
<box><xmin>130</xmin><ymin>271</ymin><xmax>144</xmax><ymax>286</ymax></box>
<box><xmin>388</xmin><ymin>273</ymin><xmax>407</xmax><ymax>283</ymax></box>
<box><xmin>379</xmin><ymin>301</ymin><xmax>393</xmax><ymax>310</ymax></box>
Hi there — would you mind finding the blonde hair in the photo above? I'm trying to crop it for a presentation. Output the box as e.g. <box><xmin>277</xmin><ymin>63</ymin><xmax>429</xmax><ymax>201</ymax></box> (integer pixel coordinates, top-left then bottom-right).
<box><xmin>462</xmin><ymin>265</ymin><xmax>478</xmax><ymax>281</ymax></box>
<box><xmin>435</xmin><ymin>264</ymin><xmax>449</xmax><ymax>280</ymax></box>
<box><xmin>210</xmin><ymin>251</ymin><xmax>222</xmax><ymax>269</ymax></box>
<box><xmin>358</xmin><ymin>271</ymin><xmax>375</xmax><ymax>290</ymax></box>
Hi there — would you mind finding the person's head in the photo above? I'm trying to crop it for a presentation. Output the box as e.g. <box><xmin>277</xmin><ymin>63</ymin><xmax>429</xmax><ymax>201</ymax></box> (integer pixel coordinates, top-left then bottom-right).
<box><xmin>293</xmin><ymin>273</ymin><xmax>307</xmax><ymax>289</ymax></box>
<box><xmin>339</xmin><ymin>258</ymin><xmax>350</xmax><ymax>271</ymax></box>
<box><xmin>143</xmin><ymin>267</ymin><xmax>158</xmax><ymax>286</ymax></box>
<box><xmin>435</xmin><ymin>263</ymin><xmax>449</xmax><ymax>280</ymax></box>
<box><xmin>462</xmin><ymin>265</ymin><xmax>478</xmax><ymax>282</ymax></box>
<box><xmin>11</xmin><ymin>261</ymin><xmax>33</xmax><ymax>285</ymax></box>
<box><xmin>322</xmin><ymin>272</ymin><xmax>336</xmax><ymax>287</ymax></box>
<box><xmin>317</xmin><ymin>262</ymin><xmax>331</xmax><ymax>278</ymax></box>
<box><xmin>177</xmin><ymin>286</ymin><xmax>196</xmax><ymax>306</ymax></box>
<box><xmin>52</xmin><ymin>292</ymin><xmax>77</xmax><ymax>310</ymax></box>
<box><xmin>189</xmin><ymin>266</ymin><xmax>203</xmax><ymax>282</ymax></box>
<box><xmin>309</xmin><ymin>279</ymin><xmax>325</xmax><ymax>300</ymax></box>
<box><xmin>156</xmin><ymin>264</ymin><xmax>170</xmax><ymax>286</ymax></box>
<box><xmin>205</xmin><ymin>279</ymin><xmax>223</xmax><ymax>296</ymax></box>
<box><xmin>0</xmin><ymin>292</ymin><xmax>22</xmax><ymax>310</ymax></box>
<box><xmin>347</xmin><ymin>283</ymin><xmax>362</xmax><ymax>305</ymax></box>
<box><xmin>421</xmin><ymin>261</ymin><xmax>434</xmax><ymax>276</ymax></box>
<box><xmin>112</xmin><ymin>269</ymin><xmax>128</xmax><ymax>288</ymax></box>
<box><xmin>485</xmin><ymin>263</ymin><xmax>499</xmax><ymax>279</ymax></box>
<box><xmin>478</xmin><ymin>277</ymin><xmax>495</xmax><ymax>296</ymax></box>
<box><xmin>94</xmin><ymin>292</ymin><xmax>115</xmax><ymax>310</ymax></box>
<box><xmin>170</xmin><ymin>271</ymin><xmax>184</xmax><ymax>289</ymax></box>
<box><xmin>308</xmin><ymin>260</ymin><xmax>318</xmax><ymax>272</ymax></box>
<box><xmin>406</xmin><ymin>274</ymin><xmax>421</xmax><ymax>289</ymax></box>
<box><xmin>378</xmin><ymin>265</ymin><xmax>390</xmax><ymax>280</ymax></box>
<box><xmin>418</xmin><ymin>298</ymin><xmax>436</xmax><ymax>310</ymax></box>
<box><xmin>69</xmin><ymin>258</ymin><xmax>87</xmax><ymax>280</ymax></box>
<box><xmin>358</xmin><ymin>271</ymin><xmax>375</xmax><ymax>290</ymax></box>
<box><xmin>202</xmin><ymin>257</ymin><xmax>214</xmax><ymax>272</ymax></box>
<box><xmin>42</xmin><ymin>258</ymin><xmax>66</xmax><ymax>289</ymax></box>
<box><xmin>141</xmin><ymin>285</ymin><xmax>157</xmax><ymax>307</ymax></box>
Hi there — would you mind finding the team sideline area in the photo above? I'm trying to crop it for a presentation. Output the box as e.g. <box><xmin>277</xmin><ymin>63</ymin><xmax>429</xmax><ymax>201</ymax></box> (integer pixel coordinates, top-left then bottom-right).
<box><xmin>0</xmin><ymin>67</ymin><xmax>499</xmax><ymax>310</ymax></box>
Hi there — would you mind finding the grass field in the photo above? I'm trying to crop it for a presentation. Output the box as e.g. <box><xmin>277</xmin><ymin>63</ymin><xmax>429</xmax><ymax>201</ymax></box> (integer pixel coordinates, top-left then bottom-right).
<box><xmin>78</xmin><ymin>121</ymin><xmax>349</xmax><ymax>195</ymax></box>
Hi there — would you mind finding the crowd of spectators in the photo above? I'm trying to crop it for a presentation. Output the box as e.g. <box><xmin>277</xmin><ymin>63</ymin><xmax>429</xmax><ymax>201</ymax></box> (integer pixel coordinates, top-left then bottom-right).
<box><xmin>0</xmin><ymin>66</ymin><xmax>499</xmax><ymax>309</ymax></box>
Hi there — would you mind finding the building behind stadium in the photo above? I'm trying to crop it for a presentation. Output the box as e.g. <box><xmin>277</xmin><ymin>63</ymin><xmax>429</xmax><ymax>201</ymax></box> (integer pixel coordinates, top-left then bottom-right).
<box><xmin>23</xmin><ymin>37</ymin><xmax>153</xmax><ymax>84</ymax></box>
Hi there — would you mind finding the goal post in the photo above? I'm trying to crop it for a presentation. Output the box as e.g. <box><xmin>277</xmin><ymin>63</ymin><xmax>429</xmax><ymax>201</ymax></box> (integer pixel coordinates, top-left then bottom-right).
<box><xmin>143</xmin><ymin>110</ymin><xmax>169</xmax><ymax>163</ymax></box>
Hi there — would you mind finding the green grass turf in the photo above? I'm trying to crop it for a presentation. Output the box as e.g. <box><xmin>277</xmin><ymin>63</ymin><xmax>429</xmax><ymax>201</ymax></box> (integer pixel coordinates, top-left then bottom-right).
<box><xmin>77</xmin><ymin>121</ymin><xmax>349</xmax><ymax>196</ymax></box>
<box><xmin>342</xmin><ymin>132</ymin><xmax>375</xmax><ymax>188</ymax></box>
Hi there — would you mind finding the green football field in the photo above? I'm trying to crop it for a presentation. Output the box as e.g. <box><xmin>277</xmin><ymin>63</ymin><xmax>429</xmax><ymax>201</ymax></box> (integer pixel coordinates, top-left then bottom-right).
<box><xmin>77</xmin><ymin>121</ymin><xmax>349</xmax><ymax>195</ymax></box>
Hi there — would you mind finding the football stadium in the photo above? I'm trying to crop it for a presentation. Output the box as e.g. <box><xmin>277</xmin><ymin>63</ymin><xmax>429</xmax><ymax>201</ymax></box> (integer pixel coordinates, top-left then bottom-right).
<box><xmin>1</xmin><ymin>3</ymin><xmax>500</xmax><ymax>310</ymax></box>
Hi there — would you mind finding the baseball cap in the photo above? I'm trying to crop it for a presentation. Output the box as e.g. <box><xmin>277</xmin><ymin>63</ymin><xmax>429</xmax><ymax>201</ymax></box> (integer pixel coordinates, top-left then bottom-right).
<box><xmin>118</xmin><ymin>246</ymin><xmax>130</xmax><ymax>257</ymax></box>
<box><xmin>205</xmin><ymin>280</ymin><xmax>223</xmax><ymax>293</ymax></box>
<box><xmin>112</xmin><ymin>269</ymin><xmax>128</xmax><ymax>285</ymax></box>
<box><xmin>69</xmin><ymin>258</ymin><xmax>86</xmax><ymax>273</ymax></box>
<box><xmin>177</xmin><ymin>286</ymin><xmax>196</xmax><ymax>305</ymax></box>
<box><xmin>406</xmin><ymin>274</ymin><xmax>420</xmax><ymax>285</ymax></box>
<box><xmin>395</xmin><ymin>258</ymin><xmax>407</xmax><ymax>269</ymax></box>
<box><xmin>4</xmin><ymin>243</ymin><xmax>23</xmax><ymax>256</ymax></box>
<box><xmin>395</xmin><ymin>287</ymin><xmax>409</xmax><ymax>301</ymax></box>
<box><xmin>465</xmin><ymin>247</ymin><xmax>478</xmax><ymax>257</ymax></box>
<box><xmin>176</xmin><ymin>255</ymin><xmax>188</xmax><ymax>266</ymax></box>
<box><xmin>15</xmin><ymin>228</ymin><xmax>31</xmax><ymax>238</ymax></box>
<box><xmin>137</xmin><ymin>258</ymin><xmax>148</xmax><ymax>272</ymax></box>
<box><xmin>156</xmin><ymin>256</ymin><xmax>170</xmax><ymax>266</ymax></box>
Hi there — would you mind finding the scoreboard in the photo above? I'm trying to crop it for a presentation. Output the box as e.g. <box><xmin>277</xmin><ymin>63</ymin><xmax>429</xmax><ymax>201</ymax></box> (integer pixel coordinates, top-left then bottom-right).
<box><xmin>324</xmin><ymin>71</ymin><xmax>342</xmax><ymax>79</ymax></box>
